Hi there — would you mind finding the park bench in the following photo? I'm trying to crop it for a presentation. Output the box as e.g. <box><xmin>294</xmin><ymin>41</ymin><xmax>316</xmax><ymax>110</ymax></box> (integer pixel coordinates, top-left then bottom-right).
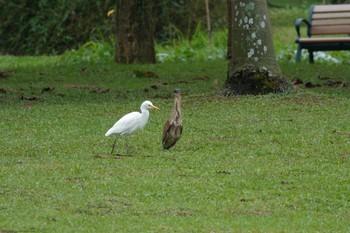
<box><xmin>295</xmin><ymin>4</ymin><xmax>350</xmax><ymax>63</ymax></box>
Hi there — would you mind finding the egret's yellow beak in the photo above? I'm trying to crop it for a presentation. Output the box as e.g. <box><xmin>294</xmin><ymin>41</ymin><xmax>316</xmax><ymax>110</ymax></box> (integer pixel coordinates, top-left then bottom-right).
<box><xmin>152</xmin><ymin>105</ymin><xmax>160</xmax><ymax>110</ymax></box>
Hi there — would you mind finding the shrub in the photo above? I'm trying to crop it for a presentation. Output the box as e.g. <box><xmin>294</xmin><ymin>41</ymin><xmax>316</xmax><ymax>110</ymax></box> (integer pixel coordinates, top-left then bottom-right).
<box><xmin>0</xmin><ymin>0</ymin><xmax>114</xmax><ymax>55</ymax></box>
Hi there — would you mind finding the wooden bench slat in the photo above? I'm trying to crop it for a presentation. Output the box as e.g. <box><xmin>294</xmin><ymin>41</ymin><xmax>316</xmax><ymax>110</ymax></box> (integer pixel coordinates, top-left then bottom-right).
<box><xmin>313</xmin><ymin>4</ymin><xmax>350</xmax><ymax>13</ymax></box>
<box><xmin>295</xmin><ymin>4</ymin><xmax>350</xmax><ymax>63</ymax></box>
<box><xmin>312</xmin><ymin>12</ymin><xmax>350</xmax><ymax>19</ymax></box>
<box><xmin>312</xmin><ymin>19</ymin><xmax>350</xmax><ymax>26</ymax></box>
<box><xmin>311</xmin><ymin>25</ymin><xmax>350</xmax><ymax>35</ymax></box>
<box><xmin>298</xmin><ymin>37</ymin><xmax>350</xmax><ymax>44</ymax></box>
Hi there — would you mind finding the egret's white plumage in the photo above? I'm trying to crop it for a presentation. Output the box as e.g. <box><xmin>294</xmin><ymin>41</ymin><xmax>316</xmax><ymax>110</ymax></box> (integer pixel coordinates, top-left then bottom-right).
<box><xmin>105</xmin><ymin>100</ymin><xmax>159</xmax><ymax>154</ymax></box>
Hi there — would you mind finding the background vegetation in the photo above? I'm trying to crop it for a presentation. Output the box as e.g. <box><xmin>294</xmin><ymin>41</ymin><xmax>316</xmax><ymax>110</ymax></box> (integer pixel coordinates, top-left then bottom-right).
<box><xmin>0</xmin><ymin>0</ymin><xmax>340</xmax><ymax>55</ymax></box>
<box><xmin>0</xmin><ymin>0</ymin><xmax>114</xmax><ymax>55</ymax></box>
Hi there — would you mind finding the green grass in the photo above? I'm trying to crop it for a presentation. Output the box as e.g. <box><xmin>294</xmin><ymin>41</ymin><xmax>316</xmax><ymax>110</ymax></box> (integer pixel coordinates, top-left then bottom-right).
<box><xmin>1</xmin><ymin>56</ymin><xmax>350</xmax><ymax>232</ymax></box>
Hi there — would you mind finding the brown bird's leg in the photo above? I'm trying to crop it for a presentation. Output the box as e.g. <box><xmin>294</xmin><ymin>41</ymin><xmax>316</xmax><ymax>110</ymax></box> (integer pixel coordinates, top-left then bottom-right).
<box><xmin>111</xmin><ymin>136</ymin><xmax>117</xmax><ymax>154</ymax></box>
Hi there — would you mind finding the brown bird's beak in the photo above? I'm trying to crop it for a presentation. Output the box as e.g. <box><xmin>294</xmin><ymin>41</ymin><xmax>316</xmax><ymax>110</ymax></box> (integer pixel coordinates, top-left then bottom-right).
<box><xmin>151</xmin><ymin>104</ymin><xmax>160</xmax><ymax>110</ymax></box>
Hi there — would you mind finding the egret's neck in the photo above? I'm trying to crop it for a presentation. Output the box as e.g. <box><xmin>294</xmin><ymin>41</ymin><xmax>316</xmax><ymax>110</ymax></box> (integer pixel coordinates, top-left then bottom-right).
<box><xmin>141</xmin><ymin>109</ymin><xmax>150</xmax><ymax>118</ymax></box>
<box><xmin>138</xmin><ymin>109</ymin><xmax>150</xmax><ymax>128</ymax></box>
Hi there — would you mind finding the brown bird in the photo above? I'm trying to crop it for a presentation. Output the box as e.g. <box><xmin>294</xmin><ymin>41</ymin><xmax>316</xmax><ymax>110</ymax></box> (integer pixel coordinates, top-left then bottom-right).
<box><xmin>162</xmin><ymin>88</ymin><xmax>183</xmax><ymax>149</ymax></box>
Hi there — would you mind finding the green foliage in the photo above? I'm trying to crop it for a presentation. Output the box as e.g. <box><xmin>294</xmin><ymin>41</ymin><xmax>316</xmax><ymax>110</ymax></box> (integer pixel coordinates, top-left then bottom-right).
<box><xmin>154</xmin><ymin>0</ymin><xmax>227</xmax><ymax>41</ymax></box>
<box><xmin>1</xmin><ymin>57</ymin><xmax>350</xmax><ymax>232</ymax></box>
<box><xmin>156</xmin><ymin>24</ymin><xmax>227</xmax><ymax>63</ymax></box>
<box><xmin>0</xmin><ymin>0</ymin><xmax>345</xmax><ymax>55</ymax></box>
<box><xmin>0</xmin><ymin>0</ymin><xmax>114</xmax><ymax>55</ymax></box>
<box><xmin>0</xmin><ymin>0</ymin><xmax>229</xmax><ymax>55</ymax></box>
<box><xmin>61</xmin><ymin>40</ymin><xmax>114</xmax><ymax>63</ymax></box>
<box><xmin>61</xmin><ymin>23</ymin><xmax>227</xmax><ymax>64</ymax></box>
<box><xmin>60</xmin><ymin>26</ymin><xmax>350</xmax><ymax>65</ymax></box>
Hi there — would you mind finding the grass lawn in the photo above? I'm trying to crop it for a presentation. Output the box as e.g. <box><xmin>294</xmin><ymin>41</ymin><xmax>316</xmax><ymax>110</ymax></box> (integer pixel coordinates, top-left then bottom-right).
<box><xmin>1</xmin><ymin>55</ymin><xmax>350</xmax><ymax>232</ymax></box>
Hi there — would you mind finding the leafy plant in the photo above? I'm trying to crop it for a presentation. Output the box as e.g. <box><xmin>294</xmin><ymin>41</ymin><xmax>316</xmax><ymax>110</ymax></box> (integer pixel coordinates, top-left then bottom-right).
<box><xmin>156</xmin><ymin>24</ymin><xmax>227</xmax><ymax>62</ymax></box>
<box><xmin>0</xmin><ymin>0</ymin><xmax>114</xmax><ymax>55</ymax></box>
<box><xmin>61</xmin><ymin>41</ymin><xmax>113</xmax><ymax>63</ymax></box>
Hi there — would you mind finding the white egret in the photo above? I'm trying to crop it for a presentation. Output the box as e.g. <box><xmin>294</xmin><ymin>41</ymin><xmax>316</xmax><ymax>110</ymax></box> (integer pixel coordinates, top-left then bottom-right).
<box><xmin>105</xmin><ymin>100</ymin><xmax>159</xmax><ymax>154</ymax></box>
<box><xmin>162</xmin><ymin>88</ymin><xmax>182</xmax><ymax>149</ymax></box>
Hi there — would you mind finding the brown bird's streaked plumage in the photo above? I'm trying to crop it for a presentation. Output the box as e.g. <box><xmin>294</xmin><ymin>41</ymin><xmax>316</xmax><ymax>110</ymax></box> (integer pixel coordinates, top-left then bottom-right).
<box><xmin>162</xmin><ymin>88</ymin><xmax>183</xmax><ymax>149</ymax></box>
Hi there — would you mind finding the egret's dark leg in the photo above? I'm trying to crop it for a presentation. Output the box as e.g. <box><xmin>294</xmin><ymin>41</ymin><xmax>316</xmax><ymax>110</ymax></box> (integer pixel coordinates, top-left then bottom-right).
<box><xmin>111</xmin><ymin>137</ymin><xmax>117</xmax><ymax>154</ymax></box>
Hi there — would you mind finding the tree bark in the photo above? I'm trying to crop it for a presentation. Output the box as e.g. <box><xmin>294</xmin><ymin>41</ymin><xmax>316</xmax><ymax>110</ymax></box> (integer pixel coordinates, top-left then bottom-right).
<box><xmin>205</xmin><ymin>0</ymin><xmax>212</xmax><ymax>44</ymax></box>
<box><xmin>222</xmin><ymin>0</ymin><xmax>289</xmax><ymax>96</ymax></box>
<box><xmin>115</xmin><ymin>0</ymin><xmax>156</xmax><ymax>64</ymax></box>
<box><xmin>227</xmin><ymin>0</ymin><xmax>232</xmax><ymax>59</ymax></box>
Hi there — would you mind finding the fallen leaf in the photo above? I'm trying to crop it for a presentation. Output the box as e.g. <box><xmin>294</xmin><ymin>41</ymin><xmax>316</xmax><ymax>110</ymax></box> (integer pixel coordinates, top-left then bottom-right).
<box><xmin>41</xmin><ymin>87</ymin><xmax>55</xmax><ymax>94</ymax></box>
<box><xmin>81</xmin><ymin>67</ymin><xmax>89</xmax><ymax>73</ymax></box>
<box><xmin>133</xmin><ymin>70</ymin><xmax>159</xmax><ymax>78</ymax></box>
<box><xmin>305</xmin><ymin>82</ymin><xmax>320</xmax><ymax>88</ymax></box>
<box><xmin>150</xmin><ymin>83</ymin><xmax>167</xmax><ymax>89</ymax></box>
<box><xmin>107</xmin><ymin>9</ymin><xmax>116</xmax><ymax>17</ymax></box>
<box><xmin>23</xmin><ymin>103</ymin><xmax>32</xmax><ymax>110</ymax></box>
<box><xmin>192</xmin><ymin>76</ymin><xmax>210</xmax><ymax>81</ymax></box>
<box><xmin>291</xmin><ymin>78</ymin><xmax>303</xmax><ymax>85</ymax></box>
<box><xmin>240</xmin><ymin>198</ymin><xmax>250</xmax><ymax>202</ymax></box>
<box><xmin>338</xmin><ymin>82</ymin><xmax>347</xmax><ymax>88</ymax></box>
<box><xmin>324</xmin><ymin>80</ymin><xmax>342</xmax><ymax>87</ymax></box>
<box><xmin>332</xmin><ymin>130</ymin><xmax>350</xmax><ymax>135</ymax></box>
<box><xmin>90</xmin><ymin>88</ymin><xmax>109</xmax><ymax>94</ymax></box>
<box><xmin>143</xmin><ymin>70</ymin><xmax>159</xmax><ymax>78</ymax></box>
<box><xmin>0</xmin><ymin>71</ymin><xmax>9</xmax><ymax>79</ymax></box>
<box><xmin>217</xmin><ymin>171</ymin><xmax>231</xmax><ymax>175</ymax></box>
<box><xmin>153</xmin><ymin>94</ymin><xmax>171</xmax><ymax>99</ymax></box>
<box><xmin>317</xmin><ymin>75</ymin><xmax>330</xmax><ymax>80</ymax></box>
<box><xmin>176</xmin><ymin>80</ymin><xmax>191</xmax><ymax>84</ymax></box>
<box><xmin>281</xmin><ymin>180</ymin><xmax>290</xmax><ymax>185</ymax></box>
<box><xmin>20</xmin><ymin>96</ymin><xmax>41</xmax><ymax>101</ymax></box>
<box><xmin>0</xmin><ymin>87</ymin><xmax>7</xmax><ymax>94</ymax></box>
<box><xmin>64</xmin><ymin>84</ymin><xmax>94</xmax><ymax>89</ymax></box>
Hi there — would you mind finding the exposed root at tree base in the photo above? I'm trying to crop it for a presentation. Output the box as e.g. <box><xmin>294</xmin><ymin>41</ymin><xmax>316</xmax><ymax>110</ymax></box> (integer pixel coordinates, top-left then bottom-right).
<box><xmin>221</xmin><ymin>65</ymin><xmax>290</xmax><ymax>96</ymax></box>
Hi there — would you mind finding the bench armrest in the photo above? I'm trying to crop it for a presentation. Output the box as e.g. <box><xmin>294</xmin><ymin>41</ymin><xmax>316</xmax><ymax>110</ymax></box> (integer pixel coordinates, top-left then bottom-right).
<box><xmin>295</xmin><ymin>18</ymin><xmax>311</xmax><ymax>38</ymax></box>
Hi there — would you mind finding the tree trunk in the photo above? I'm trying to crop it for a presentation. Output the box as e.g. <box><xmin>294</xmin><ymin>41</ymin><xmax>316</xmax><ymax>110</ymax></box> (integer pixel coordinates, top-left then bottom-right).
<box><xmin>222</xmin><ymin>0</ymin><xmax>289</xmax><ymax>96</ymax></box>
<box><xmin>205</xmin><ymin>0</ymin><xmax>212</xmax><ymax>44</ymax></box>
<box><xmin>115</xmin><ymin>0</ymin><xmax>156</xmax><ymax>64</ymax></box>
<box><xmin>227</xmin><ymin>0</ymin><xmax>232</xmax><ymax>59</ymax></box>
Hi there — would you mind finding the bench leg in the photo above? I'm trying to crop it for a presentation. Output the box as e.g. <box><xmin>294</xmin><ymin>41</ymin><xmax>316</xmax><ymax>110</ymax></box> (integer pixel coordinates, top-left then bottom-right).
<box><xmin>296</xmin><ymin>44</ymin><xmax>302</xmax><ymax>63</ymax></box>
<box><xmin>308</xmin><ymin>50</ymin><xmax>314</xmax><ymax>64</ymax></box>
